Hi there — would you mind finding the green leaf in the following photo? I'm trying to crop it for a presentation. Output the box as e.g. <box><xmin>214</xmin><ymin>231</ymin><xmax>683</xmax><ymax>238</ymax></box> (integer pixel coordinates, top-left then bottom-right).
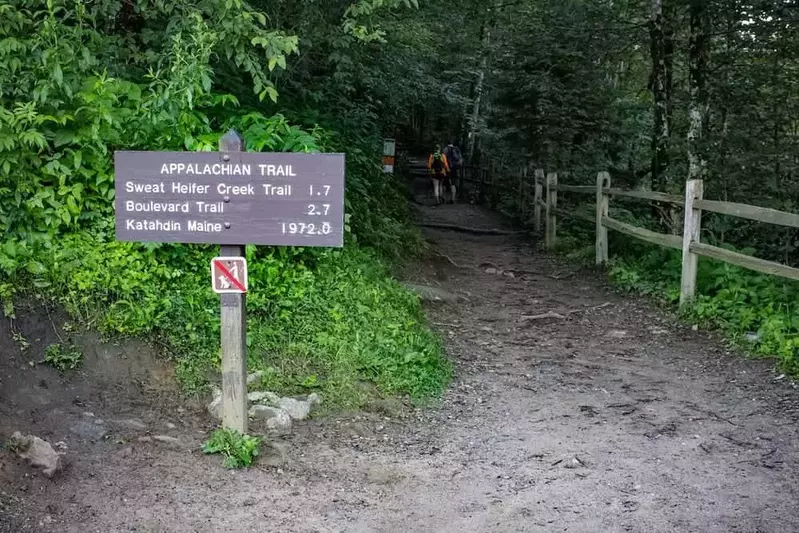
<box><xmin>3</xmin><ymin>241</ymin><xmax>16</xmax><ymax>257</ymax></box>
<box><xmin>53</xmin><ymin>64</ymin><xmax>63</xmax><ymax>85</ymax></box>
<box><xmin>25</xmin><ymin>261</ymin><xmax>46</xmax><ymax>275</ymax></box>
<box><xmin>66</xmin><ymin>195</ymin><xmax>78</xmax><ymax>213</ymax></box>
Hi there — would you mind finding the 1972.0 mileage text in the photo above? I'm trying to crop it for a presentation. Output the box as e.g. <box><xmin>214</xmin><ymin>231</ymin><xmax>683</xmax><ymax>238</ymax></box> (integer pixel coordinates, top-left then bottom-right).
<box><xmin>282</xmin><ymin>222</ymin><xmax>333</xmax><ymax>235</ymax></box>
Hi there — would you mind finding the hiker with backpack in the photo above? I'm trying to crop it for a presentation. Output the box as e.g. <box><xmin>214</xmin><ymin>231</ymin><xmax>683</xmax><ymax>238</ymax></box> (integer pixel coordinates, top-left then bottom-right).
<box><xmin>427</xmin><ymin>145</ymin><xmax>454</xmax><ymax>205</ymax></box>
<box><xmin>443</xmin><ymin>141</ymin><xmax>463</xmax><ymax>202</ymax></box>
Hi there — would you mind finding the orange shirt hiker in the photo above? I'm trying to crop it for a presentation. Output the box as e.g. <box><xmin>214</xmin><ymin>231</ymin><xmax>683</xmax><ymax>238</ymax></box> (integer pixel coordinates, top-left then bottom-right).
<box><xmin>427</xmin><ymin>150</ymin><xmax>450</xmax><ymax>177</ymax></box>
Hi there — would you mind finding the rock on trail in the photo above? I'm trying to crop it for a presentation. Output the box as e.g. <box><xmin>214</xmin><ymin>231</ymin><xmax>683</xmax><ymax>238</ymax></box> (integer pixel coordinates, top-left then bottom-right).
<box><xmin>9</xmin><ymin>432</ymin><xmax>62</xmax><ymax>479</ymax></box>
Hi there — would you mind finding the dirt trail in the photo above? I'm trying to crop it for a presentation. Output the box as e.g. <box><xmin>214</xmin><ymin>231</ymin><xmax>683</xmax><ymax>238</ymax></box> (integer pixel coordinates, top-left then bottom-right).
<box><xmin>4</xmin><ymin>189</ymin><xmax>799</xmax><ymax>532</ymax></box>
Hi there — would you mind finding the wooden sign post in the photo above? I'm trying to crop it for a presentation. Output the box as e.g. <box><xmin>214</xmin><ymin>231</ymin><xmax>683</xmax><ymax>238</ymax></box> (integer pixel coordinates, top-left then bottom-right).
<box><xmin>218</xmin><ymin>130</ymin><xmax>247</xmax><ymax>433</ymax></box>
<box><xmin>114</xmin><ymin>129</ymin><xmax>345</xmax><ymax>434</ymax></box>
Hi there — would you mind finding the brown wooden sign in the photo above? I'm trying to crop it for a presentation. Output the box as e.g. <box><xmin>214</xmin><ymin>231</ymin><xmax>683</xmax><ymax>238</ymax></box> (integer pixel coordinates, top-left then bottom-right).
<box><xmin>114</xmin><ymin>151</ymin><xmax>345</xmax><ymax>247</ymax></box>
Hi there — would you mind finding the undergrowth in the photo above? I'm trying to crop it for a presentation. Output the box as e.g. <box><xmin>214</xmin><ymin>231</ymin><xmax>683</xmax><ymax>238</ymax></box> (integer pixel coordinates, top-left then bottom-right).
<box><xmin>43</xmin><ymin>342</ymin><xmax>83</xmax><ymax>372</ymax></box>
<box><xmin>549</xmin><ymin>217</ymin><xmax>799</xmax><ymax>374</ymax></box>
<box><xmin>202</xmin><ymin>428</ymin><xmax>261</xmax><ymax>469</ymax></box>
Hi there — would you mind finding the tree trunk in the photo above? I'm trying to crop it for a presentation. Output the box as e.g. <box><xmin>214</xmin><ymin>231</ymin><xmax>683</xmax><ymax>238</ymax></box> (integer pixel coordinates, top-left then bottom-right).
<box><xmin>687</xmin><ymin>0</ymin><xmax>710</xmax><ymax>182</ymax></box>
<box><xmin>466</xmin><ymin>16</ymin><xmax>491</xmax><ymax>166</ymax></box>
<box><xmin>649</xmin><ymin>0</ymin><xmax>672</xmax><ymax>192</ymax></box>
<box><xmin>771</xmin><ymin>50</ymin><xmax>782</xmax><ymax>193</ymax></box>
<box><xmin>664</xmin><ymin>1</ymin><xmax>674</xmax><ymax>145</ymax></box>
<box><xmin>718</xmin><ymin>7</ymin><xmax>735</xmax><ymax>206</ymax></box>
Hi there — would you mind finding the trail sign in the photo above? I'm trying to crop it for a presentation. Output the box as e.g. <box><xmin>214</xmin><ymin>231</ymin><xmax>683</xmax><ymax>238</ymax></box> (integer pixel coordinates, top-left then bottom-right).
<box><xmin>113</xmin><ymin>129</ymin><xmax>346</xmax><ymax>436</ymax></box>
<box><xmin>114</xmin><ymin>151</ymin><xmax>345</xmax><ymax>247</ymax></box>
<box><xmin>211</xmin><ymin>257</ymin><xmax>248</xmax><ymax>294</ymax></box>
<box><xmin>382</xmin><ymin>138</ymin><xmax>395</xmax><ymax>173</ymax></box>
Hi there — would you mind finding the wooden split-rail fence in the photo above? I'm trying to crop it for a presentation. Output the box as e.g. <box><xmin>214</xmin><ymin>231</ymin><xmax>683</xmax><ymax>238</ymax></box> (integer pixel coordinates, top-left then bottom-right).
<box><xmin>525</xmin><ymin>170</ymin><xmax>799</xmax><ymax>306</ymax></box>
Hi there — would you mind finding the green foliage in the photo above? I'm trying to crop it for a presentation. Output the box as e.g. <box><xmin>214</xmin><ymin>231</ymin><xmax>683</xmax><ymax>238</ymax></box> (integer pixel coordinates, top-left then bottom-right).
<box><xmin>202</xmin><ymin>428</ymin><xmax>261</xmax><ymax>469</ymax></box>
<box><xmin>43</xmin><ymin>342</ymin><xmax>83</xmax><ymax>372</ymax></box>
<box><xmin>429</xmin><ymin>0</ymin><xmax>798</xmax><ymax>272</ymax></box>
<box><xmin>343</xmin><ymin>0</ymin><xmax>419</xmax><ymax>43</ymax></box>
<box><xmin>542</xmin><ymin>203</ymin><xmax>799</xmax><ymax>373</ymax></box>
<box><xmin>0</xmin><ymin>0</ymin><xmax>449</xmax><ymax>411</ymax></box>
<box><xmin>0</xmin><ymin>42</ymin><xmax>447</xmax><ymax>403</ymax></box>
<box><xmin>18</xmin><ymin>222</ymin><xmax>448</xmax><ymax>405</ymax></box>
<box><xmin>0</xmin><ymin>0</ymin><xmax>300</xmax><ymax>238</ymax></box>
<box><xmin>604</xmin><ymin>243</ymin><xmax>799</xmax><ymax>373</ymax></box>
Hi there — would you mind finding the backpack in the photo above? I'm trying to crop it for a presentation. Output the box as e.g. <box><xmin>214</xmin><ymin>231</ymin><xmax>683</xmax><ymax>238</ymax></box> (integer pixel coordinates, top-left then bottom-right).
<box><xmin>450</xmin><ymin>146</ymin><xmax>463</xmax><ymax>167</ymax></box>
<box><xmin>444</xmin><ymin>145</ymin><xmax>463</xmax><ymax>168</ymax></box>
<box><xmin>431</xmin><ymin>152</ymin><xmax>445</xmax><ymax>175</ymax></box>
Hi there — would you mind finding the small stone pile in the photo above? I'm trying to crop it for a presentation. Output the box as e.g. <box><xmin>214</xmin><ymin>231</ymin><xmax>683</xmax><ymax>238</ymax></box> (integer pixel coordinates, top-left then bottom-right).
<box><xmin>206</xmin><ymin>373</ymin><xmax>321</xmax><ymax>433</ymax></box>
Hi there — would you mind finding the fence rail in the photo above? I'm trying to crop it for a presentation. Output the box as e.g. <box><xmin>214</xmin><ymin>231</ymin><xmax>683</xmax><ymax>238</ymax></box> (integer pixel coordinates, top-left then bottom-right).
<box><xmin>690</xmin><ymin>242</ymin><xmax>799</xmax><ymax>281</ymax></box>
<box><xmin>528</xmin><ymin>170</ymin><xmax>799</xmax><ymax>306</ymax></box>
<box><xmin>601</xmin><ymin>216</ymin><xmax>683</xmax><ymax>250</ymax></box>
<box><xmin>552</xmin><ymin>184</ymin><xmax>595</xmax><ymax>194</ymax></box>
<box><xmin>695</xmin><ymin>199</ymin><xmax>799</xmax><ymax>228</ymax></box>
<box><xmin>605</xmin><ymin>188</ymin><xmax>684</xmax><ymax>205</ymax></box>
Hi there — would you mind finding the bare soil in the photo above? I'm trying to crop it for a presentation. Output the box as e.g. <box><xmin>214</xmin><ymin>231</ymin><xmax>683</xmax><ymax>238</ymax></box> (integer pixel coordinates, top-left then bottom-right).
<box><xmin>3</xmin><ymin>191</ymin><xmax>799</xmax><ymax>532</ymax></box>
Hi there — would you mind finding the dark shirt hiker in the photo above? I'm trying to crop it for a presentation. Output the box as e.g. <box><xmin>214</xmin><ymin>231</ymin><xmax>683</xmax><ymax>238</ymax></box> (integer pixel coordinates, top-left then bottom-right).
<box><xmin>443</xmin><ymin>141</ymin><xmax>463</xmax><ymax>203</ymax></box>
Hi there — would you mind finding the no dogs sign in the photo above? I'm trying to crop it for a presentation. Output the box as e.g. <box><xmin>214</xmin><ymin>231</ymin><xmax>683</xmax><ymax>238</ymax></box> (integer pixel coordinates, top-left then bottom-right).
<box><xmin>211</xmin><ymin>256</ymin><xmax>248</xmax><ymax>294</ymax></box>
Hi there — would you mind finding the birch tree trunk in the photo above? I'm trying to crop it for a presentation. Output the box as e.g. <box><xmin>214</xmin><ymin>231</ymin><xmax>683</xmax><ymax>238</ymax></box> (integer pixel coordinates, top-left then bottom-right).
<box><xmin>466</xmin><ymin>0</ymin><xmax>504</xmax><ymax>167</ymax></box>
<box><xmin>466</xmin><ymin>17</ymin><xmax>490</xmax><ymax>166</ymax></box>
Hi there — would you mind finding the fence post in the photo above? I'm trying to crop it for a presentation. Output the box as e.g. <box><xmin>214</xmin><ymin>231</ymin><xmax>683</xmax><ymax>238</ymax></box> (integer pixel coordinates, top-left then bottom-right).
<box><xmin>545</xmin><ymin>172</ymin><xmax>558</xmax><ymax>248</ymax></box>
<box><xmin>534</xmin><ymin>169</ymin><xmax>544</xmax><ymax>234</ymax></box>
<box><xmin>596</xmin><ymin>171</ymin><xmax>611</xmax><ymax>265</ymax></box>
<box><xmin>680</xmin><ymin>179</ymin><xmax>704</xmax><ymax>307</ymax></box>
